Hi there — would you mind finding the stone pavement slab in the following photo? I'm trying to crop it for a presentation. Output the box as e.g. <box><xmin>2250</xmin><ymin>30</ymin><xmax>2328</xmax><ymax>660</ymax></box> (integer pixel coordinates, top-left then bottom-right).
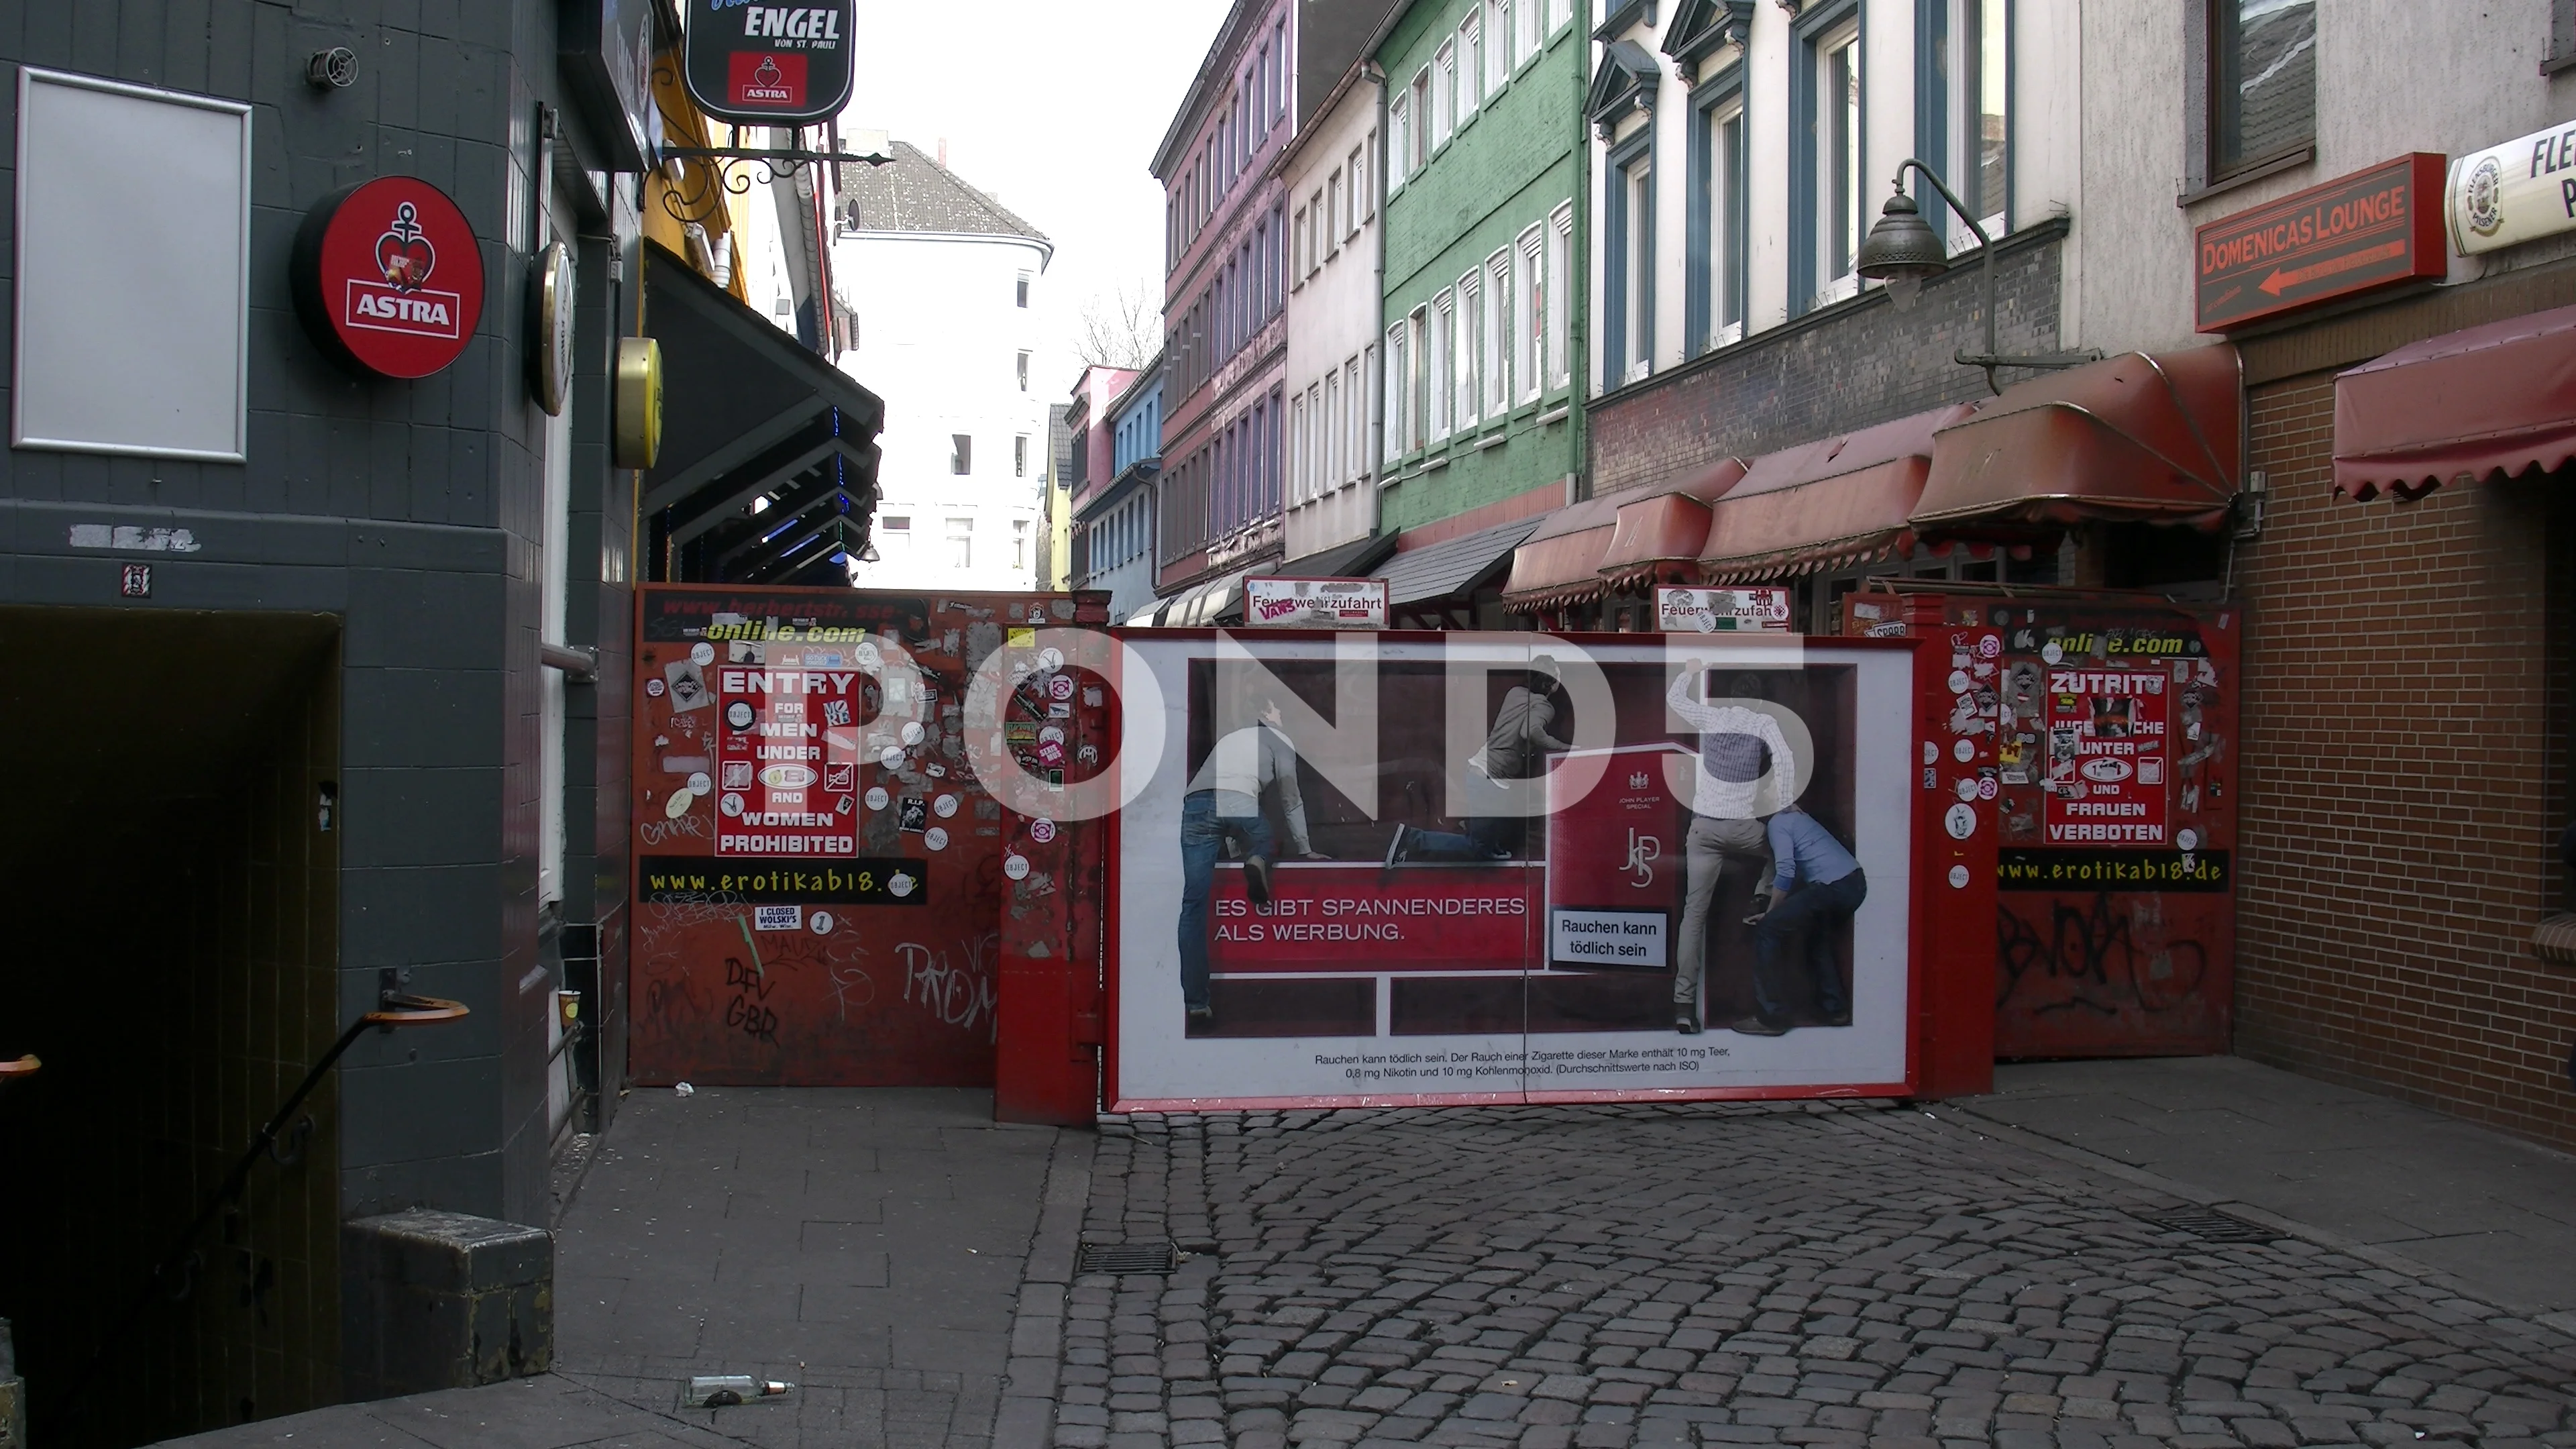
<box><xmin>164</xmin><ymin>1087</ymin><xmax>1065</xmax><ymax>1449</ymax></box>
<box><xmin>1955</xmin><ymin>1056</ymin><xmax>2576</xmax><ymax>1315</ymax></box>
<box><xmin>1041</xmin><ymin>1099</ymin><xmax>2576</xmax><ymax>1449</ymax></box>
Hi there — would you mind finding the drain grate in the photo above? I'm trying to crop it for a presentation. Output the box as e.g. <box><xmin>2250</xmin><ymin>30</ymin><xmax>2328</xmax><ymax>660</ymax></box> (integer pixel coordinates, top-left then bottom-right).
<box><xmin>2138</xmin><ymin>1208</ymin><xmax>2277</xmax><ymax>1243</ymax></box>
<box><xmin>1077</xmin><ymin>1240</ymin><xmax>1179</xmax><ymax>1275</ymax></box>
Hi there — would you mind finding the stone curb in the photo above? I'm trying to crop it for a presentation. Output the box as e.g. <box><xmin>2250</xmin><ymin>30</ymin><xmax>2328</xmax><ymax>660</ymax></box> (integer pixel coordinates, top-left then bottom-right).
<box><xmin>992</xmin><ymin>1126</ymin><xmax>1095</xmax><ymax>1449</ymax></box>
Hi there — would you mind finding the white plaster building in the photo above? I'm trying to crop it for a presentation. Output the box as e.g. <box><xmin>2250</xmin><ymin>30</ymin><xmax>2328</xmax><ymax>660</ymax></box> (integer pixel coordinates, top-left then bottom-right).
<box><xmin>835</xmin><ymin>141</ymin><xmax>1053</xmax><ymax>590</ymax></box>
<box><xmin>1281</xmin><ymin>60</ymin><xmax>1386</xmax><ymax>563</ymax></box>
<box><xmin>1582</xmin><ymin>0</ymin><xmax>2068</xmax><ymax>392</ymax></box>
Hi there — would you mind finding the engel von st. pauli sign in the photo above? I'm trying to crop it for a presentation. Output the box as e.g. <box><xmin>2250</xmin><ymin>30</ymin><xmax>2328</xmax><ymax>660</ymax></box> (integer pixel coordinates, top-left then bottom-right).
<box><xmin>683</xmin><ymin>0</ymin><xmax>854</xmax><ymax>126</ymax></box>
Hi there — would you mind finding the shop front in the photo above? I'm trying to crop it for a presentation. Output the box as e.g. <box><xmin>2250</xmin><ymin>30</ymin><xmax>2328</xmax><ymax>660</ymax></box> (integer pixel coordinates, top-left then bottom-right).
<box><xmin>2208</xmin><ymin>144</ymin><xmax>2576</xmax><ymax>1150</ymax></box>
<box><xmin>1502</xmin><ymin>347</ymin><xmax>2248</xmax><ymax>1060</ymax></box>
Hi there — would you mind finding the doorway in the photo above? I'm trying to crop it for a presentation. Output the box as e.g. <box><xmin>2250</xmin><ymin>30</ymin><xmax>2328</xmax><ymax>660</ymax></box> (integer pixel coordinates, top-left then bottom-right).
<box><xmin>0</xmin><ymin>607</ymin><xmax>341</xmax><ymax>1448</ymax></box>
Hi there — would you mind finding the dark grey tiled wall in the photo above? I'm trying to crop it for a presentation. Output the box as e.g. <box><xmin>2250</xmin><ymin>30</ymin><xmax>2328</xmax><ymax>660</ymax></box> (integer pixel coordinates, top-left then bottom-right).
<box><xmin>0</xmin><ymin>0</ymin><xmax>636</xmax><ymax>1232</ymax></box>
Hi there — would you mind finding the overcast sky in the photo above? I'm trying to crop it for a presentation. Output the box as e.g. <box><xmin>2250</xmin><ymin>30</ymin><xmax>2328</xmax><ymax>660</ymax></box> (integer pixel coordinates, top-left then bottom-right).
<box><xmin>841</xmin><ymin>1</ymin><xmax>1228</xmax><ymax>405</ymax></box>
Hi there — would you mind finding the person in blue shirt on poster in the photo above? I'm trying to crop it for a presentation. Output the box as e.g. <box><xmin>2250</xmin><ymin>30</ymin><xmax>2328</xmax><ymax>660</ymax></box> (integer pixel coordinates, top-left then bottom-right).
<box><xmin>1738</xmin><ymin>806</ymin><xmax>1865</xmax><ymax>1036</ymax></box>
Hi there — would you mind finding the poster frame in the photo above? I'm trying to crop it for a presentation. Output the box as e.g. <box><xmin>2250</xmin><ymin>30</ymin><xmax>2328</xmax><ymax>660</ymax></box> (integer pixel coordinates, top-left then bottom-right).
<box><xmin>1097</xmin><ymin>627</ymin><xmax>1951</xmax><ymax>1113</ymax></box>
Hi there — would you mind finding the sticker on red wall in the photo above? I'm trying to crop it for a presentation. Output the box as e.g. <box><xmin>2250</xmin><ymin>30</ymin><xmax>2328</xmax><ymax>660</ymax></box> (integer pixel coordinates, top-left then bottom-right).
<box><xmin>291</xmin><ymin>177</ymin><xmax>484</xmax><ymax>379</ymax></box>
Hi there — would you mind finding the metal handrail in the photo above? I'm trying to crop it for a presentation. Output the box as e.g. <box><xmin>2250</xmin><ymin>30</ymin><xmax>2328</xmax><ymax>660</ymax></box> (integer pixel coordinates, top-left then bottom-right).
<box><xmin>64</xmin><ymin>994</ymin><xmax>468</xmax><ymax>1404</ymax></box>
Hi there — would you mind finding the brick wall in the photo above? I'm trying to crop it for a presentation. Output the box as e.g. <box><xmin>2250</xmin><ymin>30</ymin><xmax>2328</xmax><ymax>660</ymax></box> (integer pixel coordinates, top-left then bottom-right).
<box><xmin>1587</xmin><ymin>226</ymin><xmax>2065</xmax><ymax>494</ymax></box>
<box><xmin>2233</xmin><ymin>370</ymin><xmax>2576</xmax><ymax>1150</ymax></box>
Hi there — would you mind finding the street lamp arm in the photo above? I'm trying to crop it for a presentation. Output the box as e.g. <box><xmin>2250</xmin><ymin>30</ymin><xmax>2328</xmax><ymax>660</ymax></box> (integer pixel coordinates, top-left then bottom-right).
<box><xmin>1862</xmin><ymin>158</ymin><xmax>2100</xmax><ymax>394</ymax></box>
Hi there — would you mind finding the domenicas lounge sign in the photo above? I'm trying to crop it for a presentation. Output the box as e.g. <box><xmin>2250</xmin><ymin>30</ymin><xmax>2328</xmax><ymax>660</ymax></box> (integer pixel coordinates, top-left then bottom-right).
<box><xmin>683</xmin><ymin>0</ymin><xmax>855</xmax><ymax>126</ymax></box>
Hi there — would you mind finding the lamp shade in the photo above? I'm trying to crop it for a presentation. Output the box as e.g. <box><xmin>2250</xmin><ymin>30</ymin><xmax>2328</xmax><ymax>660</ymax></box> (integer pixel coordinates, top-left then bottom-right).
<box><xmin>1856</xmin><ymin>192</ymin><xmax>1950</xmax><ymax>282</ymax></box>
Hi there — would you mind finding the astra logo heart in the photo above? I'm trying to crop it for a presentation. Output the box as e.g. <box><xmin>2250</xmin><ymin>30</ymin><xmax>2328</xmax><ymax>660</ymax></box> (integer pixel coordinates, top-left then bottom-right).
<box><xmin>297</xmin><ymin>176</ymin><xmax>482</xmax><ymax>378</ymax></box>
<box><xmin>729</xmin><ymin>49</ymin><xmax>805</xmax><ymax>106</ymax></box>
<box><xmin>374</xmin><ymin>202</ymin><xmax>437</xmax><ymax>291</ymax></box>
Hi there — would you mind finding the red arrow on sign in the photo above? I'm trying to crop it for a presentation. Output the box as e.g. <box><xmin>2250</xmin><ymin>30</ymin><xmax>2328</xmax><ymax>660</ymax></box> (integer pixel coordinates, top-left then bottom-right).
<box><xmin>2258</xmin><ymin>239</ymin><xmax>2408</xmax><ymax>296</ymax></box>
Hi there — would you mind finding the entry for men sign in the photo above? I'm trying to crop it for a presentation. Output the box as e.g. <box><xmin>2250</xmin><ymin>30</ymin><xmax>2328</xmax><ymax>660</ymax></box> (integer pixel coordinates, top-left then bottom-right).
<box><xmin>684</xmin><ymin>0</ymin><xmax>855</xmax><ymax>125</ymax></box>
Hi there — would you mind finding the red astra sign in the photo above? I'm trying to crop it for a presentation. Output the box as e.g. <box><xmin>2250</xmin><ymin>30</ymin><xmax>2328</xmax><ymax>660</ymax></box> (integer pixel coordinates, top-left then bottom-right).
<box><xmin>291</xmin><ymin>176</ymin><xmax>484</xmax><ymax>378</ymax></box>
<box><xmin>2194</xmin><ymin>154</ymin><xmax>2447</xmax><ymax>333</ymax></box>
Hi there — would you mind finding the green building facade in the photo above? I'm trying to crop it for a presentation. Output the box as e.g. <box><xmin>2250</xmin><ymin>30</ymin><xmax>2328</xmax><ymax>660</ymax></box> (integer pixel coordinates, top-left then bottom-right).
<box><xmin>1375</xmin><ymin>0</ymin><xmax>1589</xmax><ymax>535</ymax></box>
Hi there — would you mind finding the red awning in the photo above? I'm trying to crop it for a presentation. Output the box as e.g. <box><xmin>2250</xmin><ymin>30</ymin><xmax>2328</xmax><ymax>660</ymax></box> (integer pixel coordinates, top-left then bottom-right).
<box><xmin>1699</xmin><ymin>405</ymin><xmax>1979</xmax><ymax>580</ymax></box>
<box><xmin>1501</xmin><ymin>492</ymin><xmax>1624</xmax><ymax>608</ymax></box>
<box><xmin>1913</xmin><ymin>347</ymin><xmax>2241</xmax><ymax>532</ymax></box>
<box><xmin>1596</xmin><ymin>456</ymin><xmax>1748</xmax><ymax>589</ymax></box>
<box><xmin>2332</xmin><ymin>303</ymin><xmax>2576</xmax><ymax>501</ymax></box>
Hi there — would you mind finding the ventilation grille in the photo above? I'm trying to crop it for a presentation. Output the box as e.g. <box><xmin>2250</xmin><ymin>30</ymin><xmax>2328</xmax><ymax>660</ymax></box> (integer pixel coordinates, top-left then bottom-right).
<box><xmin>2137</xmin><ymin>1208</ymin><xmax>2277</xmax><ymax>1243</ymax></box>
<box><xmin>1077</xmin><ymin>1240</ymin><xmax>1179</xmax><ymax>1275</ymax></box>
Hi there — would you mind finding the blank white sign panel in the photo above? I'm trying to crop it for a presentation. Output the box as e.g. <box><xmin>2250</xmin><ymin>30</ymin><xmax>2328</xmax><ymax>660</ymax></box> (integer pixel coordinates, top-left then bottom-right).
<box><xmin>14</xmin><ymin>68</ymin><xmax>252</xmax><ymax>460</ymax></box>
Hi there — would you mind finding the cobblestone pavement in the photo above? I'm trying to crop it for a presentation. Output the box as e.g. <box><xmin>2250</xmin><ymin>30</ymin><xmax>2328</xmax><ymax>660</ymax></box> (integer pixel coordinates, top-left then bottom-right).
<box><xmin>1042</xmin><ymin>1101</ymin><xmax>2576</xmax><ymax>1449</ymax></box>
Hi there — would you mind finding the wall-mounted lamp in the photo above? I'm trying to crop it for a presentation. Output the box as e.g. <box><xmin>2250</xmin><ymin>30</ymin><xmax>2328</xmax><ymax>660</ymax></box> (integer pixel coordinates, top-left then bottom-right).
<box><xmin>1854</xmin><ymin>158</ymin><xmax>2102</xmax><ymax>394</ymax></box>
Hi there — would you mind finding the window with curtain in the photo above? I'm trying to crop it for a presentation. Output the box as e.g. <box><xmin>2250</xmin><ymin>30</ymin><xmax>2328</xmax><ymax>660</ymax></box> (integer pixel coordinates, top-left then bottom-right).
<box><xmin>1486</xmin><ymin>0</ymin><xmax>1513</xmax><ymax>93</ymax></box>
<box><xmin>1519</xmin><ymin>0</ymin><xmax>1544</xmax><ymax>64</ymax></box>
<box><xmin>2210</xmin><ymin>0</ymin><xmax>2315</xmax><ymax>175</ymax></box>
<box><xmin>946</xmin><ymin>517</ymin><xmax>973</xmax><ymax>569</ymax></box>
<box><xmin>1484</xmin><ymin>248</ymin><xmax>1512</xmax><ymax>416</ymax></box>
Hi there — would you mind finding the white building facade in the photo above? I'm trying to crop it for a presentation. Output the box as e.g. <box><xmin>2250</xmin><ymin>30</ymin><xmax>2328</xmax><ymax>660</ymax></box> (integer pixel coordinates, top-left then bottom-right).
<box><xmin>1281</xmin><ymin>62</ymin><xmax>1385</xmax><ymax>562</ymax></box>
<box><xmin>836</xmin><ymin>142</ymin><xmax>1054</xmax><ymax>590</ymax></box>
<box><xmin>1583</xmin><ymin>0</ymin><xmax>2071</xmax><ymax>394</ymax></box>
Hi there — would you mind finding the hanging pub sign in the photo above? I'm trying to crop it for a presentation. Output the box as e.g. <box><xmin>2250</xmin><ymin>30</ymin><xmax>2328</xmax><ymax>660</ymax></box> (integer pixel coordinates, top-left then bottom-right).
<box><xmin>290</xmin><ymin>176</ymin><xmax>484</xmax><ymax>380</ymax></box>
<box><xmin>682</xmin><ymin>0</ymin><xmax>855</xmax><ymax>126</ymax></box>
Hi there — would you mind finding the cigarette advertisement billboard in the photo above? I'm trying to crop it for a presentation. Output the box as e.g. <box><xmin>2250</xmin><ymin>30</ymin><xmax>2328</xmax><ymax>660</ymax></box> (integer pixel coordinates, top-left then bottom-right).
<box><xmin>1105</xmin><ymin>631</ymin><xmax>1976</xmax><ymax>1109</ymax></box>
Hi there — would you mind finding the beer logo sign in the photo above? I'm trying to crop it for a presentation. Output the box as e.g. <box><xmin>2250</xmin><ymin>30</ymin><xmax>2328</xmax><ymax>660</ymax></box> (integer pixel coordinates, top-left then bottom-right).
<box><xmin>292</xmin><ymin>177</ymin><xmax>484</xmax><ymax>379</ymax></box>
<box><xmin>684</xmin><ymin>0</ymin><xmax>855</xmax><ymax>125</ymax></box>
<box><xmin>2463</xmin><ymin>154</ymin><xmax>2506</xmax><ymax>238</ymax></box>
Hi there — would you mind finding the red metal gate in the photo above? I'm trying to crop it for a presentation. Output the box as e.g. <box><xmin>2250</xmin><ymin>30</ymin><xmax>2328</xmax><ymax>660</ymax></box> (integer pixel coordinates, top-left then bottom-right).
<box><xmin>1847</xmin><ymin>586</ymin><xmax>2239</xmax><ymax>1057</ymax></box>
<box><xmin>628</xmin><ymin>584</ymin><xmax>1110</xmax><ymax>1087</ymax></box>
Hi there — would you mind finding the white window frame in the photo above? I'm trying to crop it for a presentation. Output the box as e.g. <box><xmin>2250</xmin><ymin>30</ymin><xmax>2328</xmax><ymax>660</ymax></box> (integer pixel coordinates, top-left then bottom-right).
<box><xmin>1352</xmin><ymin>352</ymin><xmax>1373</xmax><ymax>478</ymax></box>
<box><xmin>947</xmin><ymin>515</ymin><xmax>975</xmax><ymax>570</ymax></box>
<box><xmin>1428</xmin><ymin>289</ymin><xmax>1455</xmax><ymax>439</ymax></box>
<box><xmin>1621</xmin><ymin>152</ymin><xmax>1654</xmax><ymax>384</ymax></box>
<box><xmin>1434</xmin><ymin>40</ymin><xmax>1457</xmax><ymax>148</ymax></box>
<box><xmin>1813</xmin><ymin>17</ymin><xmax>1864</xmax><ymax>309</ymax></box>
<box><xmin>1514</xmin><ymin>222</ymin><xmax>1544</xmax><ymax>405</ymax></box>
<box><xmin>1483</xmin><ymin>246</ymin><xmax>1512</xmax><ymax>417</ymax></box>
<box><xmin>1550</xmin><ymin>0</ymin><xmax>1572</xmax><ymax>36</ymax></box>
<box><xmin>1324</xmin><ymin>368</ymin><xmax>1342</xmax><ymax>486</ymax></box>
<box><xmin>1410</xmin><ymin>68</ymin><xmax>1433</xmax><ymax>171</ymax></box>
<box><xmin>1547</xmin><ymin>203</ymin><xmax>1573</xmax><ymax>390</ymax></box>
<box><xmin>1385</xmin><ymin>320</ymin><xmax>1410</xmax><ymax>457</ymax></box>
<box><xmin>1518</xmin><ymin>0</ymin><xmax>1544</xmax><ymax>66</ymax></box>
<box><xmin>1389</xmin><ymin>94</ymin><xmax>1411</xmax><ymax>187</ymax></box>
<box><xmin>1486</xmin><ymin>0</ymin><xmax>1513</xmax><ymax>93</ymax></box>
<box><xmin>1454</xmin><ymin>268</ymin><xmax>1481</xmax><ymax>432</ymax></box>
<box><xmin>1325</xmin><ymin>171</ymin><xmax>1342</xmax><ymax>254</ymax></box>
<box><xmin>1407</xmin><ymin>306</ymin><xmax>1431</xmax><ymax>450</ymax></box>
<box><xmin>1460</xmin><ymin>13</ymin><xmax>1483</xmax><ymax>119</ymax></box>
<box><xmin>1707</xmin><ymin>95</ymin><xmax>1748</xmax><ymax>350</ymax></box>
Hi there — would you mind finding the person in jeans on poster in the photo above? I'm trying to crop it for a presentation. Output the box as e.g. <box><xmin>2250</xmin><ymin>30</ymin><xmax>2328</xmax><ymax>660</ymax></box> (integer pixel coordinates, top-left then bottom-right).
<box><xmin>1739</xmin><ymin>804</ymin><xmax>1865</xmax><ymax>1036</ymax></box>
<box><xmin>1178</xmin><ymin>695</ymin><xmax>1326</xmax><ymax>1028</ymax></box>
<box><xmin>1382</xmin><ymin>657</ymin><xmax>1569</xmax><ymax>875</ymax></box>
<box><xmin>1666</xmin><ymin>666</ymin><xmax>1797</xmax><ymax>1034</ymax></box>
